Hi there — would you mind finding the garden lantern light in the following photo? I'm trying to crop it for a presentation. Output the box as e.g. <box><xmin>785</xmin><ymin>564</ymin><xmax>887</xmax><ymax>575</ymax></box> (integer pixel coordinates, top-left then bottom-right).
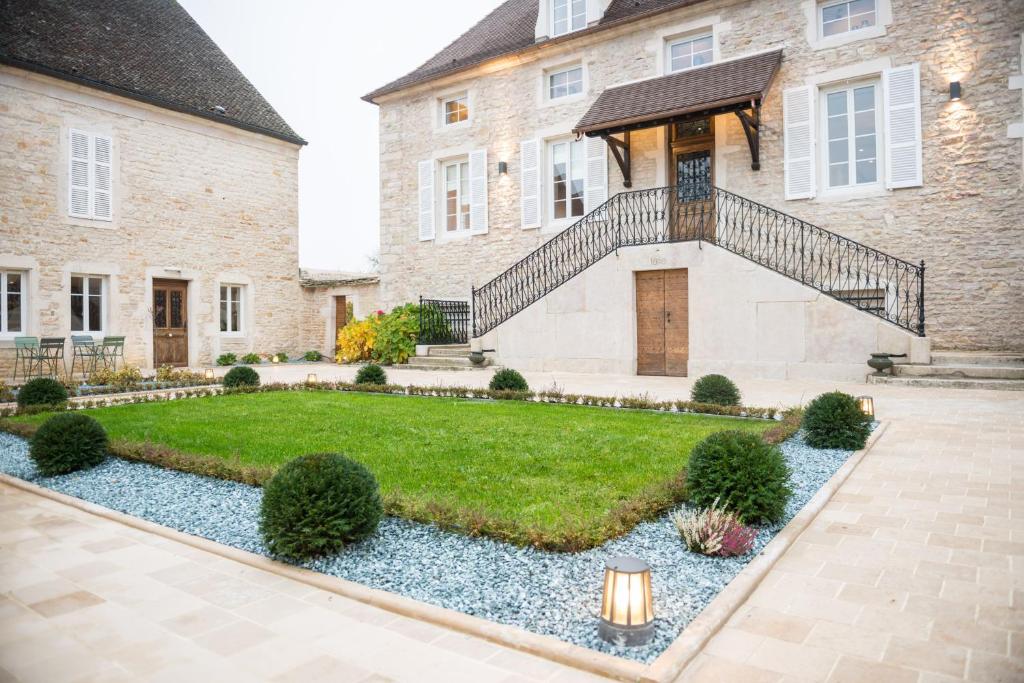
<box><xmin>272</xmin><ymin>355</ymin><xmax>280</xmax><ymax>364</ymax></box>
<box><xmin>857</xmin><ymin>395</ymin><xmax>875</xmax><ymax>419</ymax></box>
<box><xmin>306</xmin><ymin>373</ymin><xmax>318</xmax><ymax>384</ymax></box>
<box><xmin>599</xmin><ymin>556</ymin><xmax>654</xmax><ymax>646</ymax></box>
<box><xmin>204</xmin><ymin>369</ymin><xmax>215</xmax><ymax>380</ymax></box>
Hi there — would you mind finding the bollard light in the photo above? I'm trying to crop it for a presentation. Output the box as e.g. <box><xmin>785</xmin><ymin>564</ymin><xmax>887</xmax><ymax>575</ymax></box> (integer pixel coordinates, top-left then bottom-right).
<box><xmin>306</xmin><ymin>373</ymin><xmax>318</xmax><ymax>384</ymax></box>
<box><xmin>272</xmin><ymin>355</ymin><xmax>280</xmax><ymax>363</ymax></box>
<box><xmin>204</xmin><ymin>369</ymin><xmax>215</xmax><ymax>380</ymax></box>
<box><xmin>598</xmin><ymin>556</ymin><xmax>654</xmax><ymax>646</ymax></box>
<box><xmin>857</xmin><ymin>395</ymin><xmax>875</xmax><ymax>419</ymax></box>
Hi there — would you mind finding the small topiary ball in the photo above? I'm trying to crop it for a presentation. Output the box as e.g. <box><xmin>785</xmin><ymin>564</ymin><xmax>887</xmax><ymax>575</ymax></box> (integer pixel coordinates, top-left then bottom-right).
<box><xmin>354</xmin><ymin>363</ymin><xmax>387</xmax><ymax>385</ymax></box>
<box><xmin>30</xmin><ymin>412</ymin><xmax>108</xmax><ymax>476</ymax></box>
<box><xmin>260</xmin><ymin>453</ymin><xmax>383</xmax><ymax>561</ymax></box>
<box><xmin>16</xmin><ymin>377</ymin><xmax>69</xmax><ymax>408</ymax></box>
<box><xmin>802</xmin><ymin>391</ymin><xmax>871</xmax><ymax>450</ymax></box>
<box><xmin>222</xmin><ymin>366</ymin><xmax>260</xmax><ymax>388</ymax></box>
<box><xmin>690</xmin><ymin>374</ymin><xmax>741</xmax><ymax>406</ymax></box>
<box><xmin>687</xmin><ymin>430</ymin><xmax>791</xmax><ymax>525</ymax></box>
<box><xmin>489</xmin><ymin>368</ymin><xmax>529</xmax><ymax>392</ymax></box>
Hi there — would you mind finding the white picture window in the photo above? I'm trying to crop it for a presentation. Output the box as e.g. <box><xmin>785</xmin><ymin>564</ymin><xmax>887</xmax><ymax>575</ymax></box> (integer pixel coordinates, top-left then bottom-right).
<box><xmin>823</xmin><ymin>82</ymin><xmax>882</xmax><ymax>188</ymax></box>
<box><xmin>70</xmin><ymin>275</ymin><xmax>105</xmax><ymax>333</ymax></box>
<box><xmin>68</xmin><ymin>129</ymin><xmax>113</xmax><ymax>221</ymax></box>
<box><xmin>548</xmin><ymin>66</ymin><xmax>583</xmax><ymax>99</ymax></box>
<box><xmin>443</xmin><ymin>95</ymin><xmax>469</xmax><ymax>125</ymax></box>
<box><xmin>668</xmin><ymin>34</ymin><xmax>714</xmax><ymax>73</ymax></box>
<box><xmin>1</xmin><ymin>271</ymin><xmax>26</xmax><ymax>335</ymax></box>
<box><xmin>550</xmin><ymin>139</ymin><xmax>585</xmax><ymax>220</ymax></box>
<box><xmin>552</xmin><ymin>0</ymin><xmax>586</xmax><ymax>36</ymax></box>
<box><xmin>443</xmin><ymin>160</ymin><xmax>471</xmax><ymax>232</ymax></box>
<box><xmin>820</xmin><ymin>0</ymin><xmax>876</xmax><ymax>38</ymax></box>
<box><xmin>220</xmin><ymin>285</ymin><xmax>243</xmax><ymax>333</ymax></box>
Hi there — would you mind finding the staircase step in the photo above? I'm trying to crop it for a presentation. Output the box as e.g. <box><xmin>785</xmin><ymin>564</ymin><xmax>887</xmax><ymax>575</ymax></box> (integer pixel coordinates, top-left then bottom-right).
<box><xmin>866</xmin><ymin>375</ymin><xmax>1024</xmax><ymax>391</ymax></box>
<box><xmin>893</xmin><ymin>364</ymin><xmax>1024</xmax><ymax>380</ymax></box>
<box><xmin>406</xmin><ymin>356</ymin><xmax>488</xmax><ymax>369</ymax></box>
<box><xmin>930</xmin><ymin>351</ymin><xmax>1024</xmax><ymax>367</ymax></box>
<box><xmin>424</xmin><ymin>344</ymin><xmax>471</xmax><ymax>358</ymax></box>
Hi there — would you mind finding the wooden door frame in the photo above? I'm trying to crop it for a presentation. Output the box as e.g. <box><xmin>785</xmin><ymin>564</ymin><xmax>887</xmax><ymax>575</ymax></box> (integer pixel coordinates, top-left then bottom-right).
<box><xmin>152</xmin><ymin>278</ymin><xmax>190</xmax><ymax>368</ymax></box>
<box><xmin>667</xmin><ymin>119</ymin><xmax>716</xmax><ymax>189</ymax></box>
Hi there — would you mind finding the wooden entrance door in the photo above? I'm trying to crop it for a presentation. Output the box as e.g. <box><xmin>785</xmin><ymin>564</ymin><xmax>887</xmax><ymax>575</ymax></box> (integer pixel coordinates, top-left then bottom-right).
<box><xmin>334</xmin><ymin>296</ymin><xmax>347</xmax><ymax>351</ymax></box>
<box><xmin>635</xmin><ymin>269</ymin><xmax>689</xmax><ymax>376</ymax></box>
<box><xmin>668</xmin><ymin>118</ymin><xmax>715</xmax><ymax>241</ymax></box>
<box><xmin>153</xmin><ymin>279</ymin><xmax>188</xmax><ymax>367</ymax></box>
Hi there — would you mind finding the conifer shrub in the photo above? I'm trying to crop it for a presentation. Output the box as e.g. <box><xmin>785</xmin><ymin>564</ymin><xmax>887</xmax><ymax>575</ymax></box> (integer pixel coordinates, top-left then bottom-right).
<box><xmin>16</xmin><ymin>377</ymin><xmax>69</xmax><ymax>408</ymax></box>
<box><xmin>802</xmin><ymin>391</ymin><xmax>872</xmax><ymax>450</ymax></box>
<box><xmin>30</xmin><ymin>412</ymin><xmax>108</xmax><ymax>476</ymax></box>
<box><xmin>489</xmin><ymin>368</ymin><xmax>529</xmax><ymax>392</ymax></box>
<box><xmin>223</xmin><ymin>366</ymin><xmax>260</xmax><ymax>388</ymax></box>
<box><xmin>354</xmin><ymin>363</ymin><xmax>387</xmax><ymax>386</ymax></box>
<box><xmin>690</xmin><ymin>374</ymin><xmax>741</xmax><ymax>406</ymax></box>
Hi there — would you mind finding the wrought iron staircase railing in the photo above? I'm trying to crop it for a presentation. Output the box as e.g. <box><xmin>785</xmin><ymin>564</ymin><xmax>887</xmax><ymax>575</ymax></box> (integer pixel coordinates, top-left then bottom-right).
<box><xmin>471</xmin><ymin>184</ymin><xmax>925</xmax><ymax>338</ymax></box>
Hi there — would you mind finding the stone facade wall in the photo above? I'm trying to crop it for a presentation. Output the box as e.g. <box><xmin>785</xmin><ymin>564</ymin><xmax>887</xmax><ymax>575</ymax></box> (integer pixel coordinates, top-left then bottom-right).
<box><xmin>375</xmin><ymin>0</ymin><xmax>1024</xmax><ymax>352</ymax></box>
<box><xmin>0</xmin><ymin>67</ymin><xmax>308</xmax><ymax>376</ymax></box>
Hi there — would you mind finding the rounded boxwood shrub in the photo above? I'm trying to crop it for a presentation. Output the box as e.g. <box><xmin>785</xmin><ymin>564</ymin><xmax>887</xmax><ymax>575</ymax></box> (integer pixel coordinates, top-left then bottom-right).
<box><xmin>690</xmin><ymin>374</ymin><xmax>741</xmax><ymax>406</ymax></box>
<box><xmin>222</xmin><ymin>366</ymin><xmax>260</xmax><ymax>388</ymax></box>
<box><xmin>354</xmin><ymin>363</ymin><xmax>387</xmax><ymax>386</ymax></box>
<box><xmin>802</xmin><ymin>391</ymin><xmax>871</xmax><ymax>450</ymax></box>
<box><xmin>17</xmin><ymin>377</ymin><xmax>69</xmax><ymax>408</ymax></box>
<box><xmin>687</xmin><ymin>430</ymin><xmax>791</xmax><ymax>525</ymax></box>
<box><xmin>260</xmin><ymin>453</ymin><xmax>382</xmax><ymax>561</ymax></box>
<box><xmin>489</xmin><ymin>368</ymin><xmax>529</xmax><ymax>392</ymax></box>
<box><xmin>30</xmin><ymin>412</ymin><xmax>108</xmax><ymax>476</ymax></box>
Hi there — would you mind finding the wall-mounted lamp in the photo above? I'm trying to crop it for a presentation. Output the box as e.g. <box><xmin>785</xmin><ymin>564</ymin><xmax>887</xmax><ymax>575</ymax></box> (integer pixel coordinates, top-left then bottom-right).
<box><xmin>599</xmin><ymin>556</ymin><xmax>655</xmax><ymax>646</ymax></box>
<box><xmin>949</xmin><ymin>81</ymin><xmax>962</xmax><ymax>101</ymax></box>
<box><xmin>497</xmin><ymin>161</ymin><xmax>508</xmax><ymax>175</ymax></box>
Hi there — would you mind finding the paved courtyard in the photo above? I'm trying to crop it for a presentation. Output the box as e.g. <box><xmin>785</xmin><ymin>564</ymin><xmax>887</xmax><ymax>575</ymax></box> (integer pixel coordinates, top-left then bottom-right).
<box><xmin>1</xmin><ymin>368</ymin><xmax>1022</xmax><ymax>682</ymax></box>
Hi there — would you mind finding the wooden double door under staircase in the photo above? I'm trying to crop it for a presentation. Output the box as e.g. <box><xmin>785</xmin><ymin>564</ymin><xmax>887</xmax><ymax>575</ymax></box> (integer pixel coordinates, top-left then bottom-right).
<box><xmin>635</xmin><ymin>268</ymin><xmax>689</xmax><ymax>377</ymax></box>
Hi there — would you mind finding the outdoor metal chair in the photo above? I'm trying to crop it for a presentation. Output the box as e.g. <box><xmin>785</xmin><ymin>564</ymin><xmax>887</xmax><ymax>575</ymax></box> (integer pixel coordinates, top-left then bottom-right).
<box><xmin>38</xmin><ymin>337</ymin><xmax>66</xmax><ymax>378</ymax></box>
<box><xmin>13</xmin><ymin>336</ymin><xmax>40</xmax><ymax>381</ymax></box>
<box><xmin>71</xmin><ymin>335</ymin><xmax>101</xmax><ymax>379</ymax></box>
<box><xmin>99</xmin><ymin>336</ymin><xmax>126</xmax><ymax>370</ymax></box>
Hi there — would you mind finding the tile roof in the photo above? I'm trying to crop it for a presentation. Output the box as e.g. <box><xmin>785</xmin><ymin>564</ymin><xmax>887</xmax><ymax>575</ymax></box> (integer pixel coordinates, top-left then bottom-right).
<box><xmin>363</xmin><ymin>0</ymin><xmax>707</xmax><ymax>102</ymax></box>
<box><xmin>0</xmin><ymin>0</ymin><xmax>305</xmax><ymax>144</ymax></box>
<box><xmin>573</xmin><ymin>49</ymin><xmax>783</xmax><ymax>134</ymax></box>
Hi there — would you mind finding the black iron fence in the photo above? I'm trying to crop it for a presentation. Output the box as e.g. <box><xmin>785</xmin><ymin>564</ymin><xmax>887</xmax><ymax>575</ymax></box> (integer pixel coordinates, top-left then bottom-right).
<box><xmin>472</xmin><ymin>184</ymin><xmax>925</xmax><ymax>338</ymax></box>
<box><xmin>418</xmin><ymin>298</ymin><xmax>470</xmax><ymax>345</ymax></box>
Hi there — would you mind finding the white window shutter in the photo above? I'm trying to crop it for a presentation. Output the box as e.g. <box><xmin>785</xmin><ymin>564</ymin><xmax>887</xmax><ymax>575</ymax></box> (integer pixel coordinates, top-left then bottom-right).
<box><xmin>584</xmin><ymin>135</ymin><xmax>607</xmax><ymax>212</ymax></box>
<box><xmin>92</xmin><ymin>134</ymin><xmax>113</xmax><ymax>220</ymax></box>
<box><xmin>417</xmin><ymin>160</ymin><xmax>435</xmax><ymax>241</ymax></box>
<box><xmin>783</xmin><ymin>86</ymin><xmax>815</xmax><ymax>200</ymax></box>
<box><xmin>69</xmin><ymin>129</ymin><xmax>91</xmax><ymax>218</ymax></box>
<box><xmin>883</xmin><ymin>63</ymin><xmax>923</xmax><ymax>189</ymax></box>
<box><xmin>520</xmin><ymin>139</ymin><xmax>541</xmax><ymax>228</ymax></box>
<box><xmin>469</xmin><ymin>149</ymin><xmax>488</xmax><ymax>235</ymax></box>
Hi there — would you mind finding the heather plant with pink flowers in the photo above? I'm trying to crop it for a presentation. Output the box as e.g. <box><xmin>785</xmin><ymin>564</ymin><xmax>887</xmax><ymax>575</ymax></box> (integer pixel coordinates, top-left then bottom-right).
<box><xmin>672</xmin><ymin>498</ymin><xmax>757</xmax><ymax>557</ymax></box>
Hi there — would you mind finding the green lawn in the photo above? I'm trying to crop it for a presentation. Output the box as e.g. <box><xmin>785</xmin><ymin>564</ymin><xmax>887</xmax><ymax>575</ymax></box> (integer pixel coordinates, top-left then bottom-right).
<box><xmin>15</xmin><ymin>391</ymin><xmax>774</xmax><ymax>549</ymax></box>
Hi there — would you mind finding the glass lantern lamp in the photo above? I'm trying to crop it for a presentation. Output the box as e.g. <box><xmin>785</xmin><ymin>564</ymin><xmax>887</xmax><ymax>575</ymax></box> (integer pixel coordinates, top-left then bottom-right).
<box><xmin>856</xmin><ymin>395</ymin><xmax>875</xmax><ymax>419</ymax></box>
<box><xmin>204</xmin><ymin>369</ymin><xmax>215</xmax><ymax>380</ymax></box>
<box><xmin>306</xmin><ymin>373</ymin><xmax>318</xmax><ymax>385</ymax></box>
<box><xmin>598</xmin><ymin>556</ymin><xmax>655</xmax><ymax>646</ymax></box>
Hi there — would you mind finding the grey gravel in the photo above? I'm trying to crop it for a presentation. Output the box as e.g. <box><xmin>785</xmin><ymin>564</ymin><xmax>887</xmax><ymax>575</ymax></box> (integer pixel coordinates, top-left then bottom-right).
<box><xmin>0</xmin><ymin>429</ymin><xmax>857</xmax><ymax>663</ymax></box>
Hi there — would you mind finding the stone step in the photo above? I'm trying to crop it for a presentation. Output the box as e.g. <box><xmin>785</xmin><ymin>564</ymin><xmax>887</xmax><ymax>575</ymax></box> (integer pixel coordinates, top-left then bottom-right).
<box><xmin>930</xmin><ymin>351</ymin><xmax>1024</xmax><ymax>367</ymax></box>
<box><xmin>892</xmin><ymin>364</ymin><xmax>1024</xmax><ymax>380</ymax></box>
<box><xmin>406</xmin><ymin>355</ymin><xmax>486</xmax><ymax>369</ymax></box>
<box><xmin>425</xmin><ymin>345</ymin><xmax>471</xmax><ymax>358</ymax></box>
<box><xmin>866</xmin><ymin>375</ymin><xmax>1024</xmax><ymax>391</ymax></box>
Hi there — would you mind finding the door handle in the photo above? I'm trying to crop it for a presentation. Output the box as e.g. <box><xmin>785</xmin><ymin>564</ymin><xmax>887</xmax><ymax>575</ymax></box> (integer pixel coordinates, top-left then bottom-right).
<box><xmin>666</xmin><ymin>311</ymin><xmax>672</xmax><ymax>323</ymax></box>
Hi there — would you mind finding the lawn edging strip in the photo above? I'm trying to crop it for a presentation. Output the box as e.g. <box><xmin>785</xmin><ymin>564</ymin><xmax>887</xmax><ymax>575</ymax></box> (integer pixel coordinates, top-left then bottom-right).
<box><xmin>641</xmin><ymin>421</ymin><xmax>889</xmax><ymax>683</ymax></box>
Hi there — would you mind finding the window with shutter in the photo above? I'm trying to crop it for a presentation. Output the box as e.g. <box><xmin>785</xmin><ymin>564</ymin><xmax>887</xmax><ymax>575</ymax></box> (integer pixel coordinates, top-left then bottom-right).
<box><xmin>469</xmin><ymin>149</ymin><xmax>488</xmax><ymax>235</ymax></box>
<box><xmin>69</xmin><ymin>130</ymin><xmax>91</xmax><ymax>218</ymax></box>
<box><xmin>520</xmin><ymin>140</ymin><xmax>541</xmax><ymax>228</ymax></box>
<box><xmin>783</xmin><ymin>86</ymin><xmax>816</xmax><ymax>199</ymax></box>
<box><xmin>68</xmin><ymin>129</ymin><xmax>114</xmax><ymax>221</ymax></box>
<box><xmin>417</xmin><ymin>160</ymin><xmax>436</xmax><ymax>241</ymax></box>
<box><xmin>883</xmin><ymin>63</ymin><xmax>923</xmax><ymax>189</ymax></box>
<box><xmin>584</xmin><ymin>135</ymin><xmax>607</xmax><ymax>213</ymax></box>
<box><xmin>93</xmin><ymin>135</ymin><xmax>113</xmax><ymax>219</ymax></box>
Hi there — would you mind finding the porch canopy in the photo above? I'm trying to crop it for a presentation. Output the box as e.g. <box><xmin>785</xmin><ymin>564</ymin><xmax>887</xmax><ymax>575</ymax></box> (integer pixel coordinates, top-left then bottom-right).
<box><xmin>573</xmin><ymin>49</ymin><xmax>783</xmax><ymax>182</ymax></box>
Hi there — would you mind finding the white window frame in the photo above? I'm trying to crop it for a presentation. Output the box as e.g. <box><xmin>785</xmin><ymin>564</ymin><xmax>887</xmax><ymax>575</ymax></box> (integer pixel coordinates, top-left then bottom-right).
<box><xmin>548</xmin><ymin>138</ymin><xmax>586</xmax><ymax>224</ymax></box>
<box><xmin>819</xmin><ymin>0</ymin><xmax>877</xmax><ymax>39</ymax></box>
<box><xmin>70</xmin><ymin>274</ymin><xmax>106</xmax><ymax>335</ymax></box>
<box><xmin>547</xmin><ymin>65</ymin><xmax>584</xmax><ymax>101</ymax></box>
<box><xmin>819</xmin><ymin>79</ymin><xmax>884</xmax><ymax>194</ymax></box>
<box><xmin>551</xmin><ymin>0</ymin><xmax>586</xmax><ymax>37</ymax></box>
<box><xmin>219</xmin><ymin>284</ymin><xmax>244</xmax><ymax>335</ymax></box>
<box><xmin>440</xmin><ymin>158</ymin><xmax>471</xmax><ymax>235</ymax></box>
<box><xmin>441</xmin><ymin>94</ymin><xmax>470</xmax><ymax>127</ymax></box>
<box><xmin>0</xmin><ymin>270</ymin><xmax>27</xmax><ymax>337</ymax></box>
<box><xmin>666</xmin><ymin>33</ymin><xmax>715</xmax><ymax>73</ymax></box>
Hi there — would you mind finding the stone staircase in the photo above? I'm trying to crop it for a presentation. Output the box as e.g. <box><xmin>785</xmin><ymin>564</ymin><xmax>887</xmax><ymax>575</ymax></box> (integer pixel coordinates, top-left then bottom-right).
<box><xmin>404</xmin><ymin>344</ymin><xmax>490</xmax><ymax>371</ymax></box>
<box><xmin>867</xmin><ymin>352</ymin><xmax>1024</xmax><ymax>391</ymax></box>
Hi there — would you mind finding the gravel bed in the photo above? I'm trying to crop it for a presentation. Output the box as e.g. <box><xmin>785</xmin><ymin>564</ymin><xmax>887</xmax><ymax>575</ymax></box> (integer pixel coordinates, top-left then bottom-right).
<box><xmin>0</xmin><ymin>429</ymin><xmax>858</xmax><ymax>663</ymax></box>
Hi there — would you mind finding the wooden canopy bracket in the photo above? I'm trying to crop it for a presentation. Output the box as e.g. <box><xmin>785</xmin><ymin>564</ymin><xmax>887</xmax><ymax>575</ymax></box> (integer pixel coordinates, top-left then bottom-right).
<box><xmin>734</xmin><ymin>102</ymin><xmax>762</xmax><ymax>171</ymax></box>
<box><xmin>602</xmin><ymin>132</ymin><xmax>631</xmax><ymax>188</ymax></box>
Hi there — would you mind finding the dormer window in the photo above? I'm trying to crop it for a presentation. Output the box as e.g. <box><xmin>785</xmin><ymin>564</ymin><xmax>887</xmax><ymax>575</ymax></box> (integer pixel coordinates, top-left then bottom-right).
<box><xmin>552</xmin><ymin>0</ymin><xmax>586</xmax><ymax>37</ymax></box>
<box><xmin>442</xmin><ymin>94</ymin><xmax>469</xmax><ymax>126</ymax></box>
<box><xmin>820</xmin><ymin>0</ymin><xmax>876</xmax><ymax>38</ymax></box>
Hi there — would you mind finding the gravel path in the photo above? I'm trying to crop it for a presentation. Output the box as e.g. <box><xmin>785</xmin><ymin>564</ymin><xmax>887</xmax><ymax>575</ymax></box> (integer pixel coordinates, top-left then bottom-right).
<box><xmin>0</xmin><ymin>430</ymin><xmax>855</xmax><ymax>663</ymax></box>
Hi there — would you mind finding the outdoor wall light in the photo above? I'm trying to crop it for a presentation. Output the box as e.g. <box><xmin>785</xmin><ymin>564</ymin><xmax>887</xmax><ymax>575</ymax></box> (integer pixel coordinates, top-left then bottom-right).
<box><xmin>857</xmin><ymin>395</ymin><xmax>875</xmax><ymax>419</ymax></box>
<box><xmin>599</xmin><ymin>556</ymin><xmax>655</xmax><ymax>646</ymax></box>
<box><xmin>949</xmin><ymin>81</ymin><xmax>962</xmax><ymax>101</ymax></box>
<box><xmin>204</xmin><ymin>369</ymin><xmax>215</xmax><ymax>380</ymax></box>
<box><xmin>306</xmin><ymin>373</ymin><xmax>318</xmax><ymax>384</ymax></box>
<box><xmin>498</xmin><ymin>161</ymin><xmax>508</xmax><ymax>175</ymax></box>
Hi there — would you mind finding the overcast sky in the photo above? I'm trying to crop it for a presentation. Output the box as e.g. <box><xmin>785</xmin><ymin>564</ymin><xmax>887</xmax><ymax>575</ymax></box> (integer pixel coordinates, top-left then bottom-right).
<box><xmin>178</xmin><ymin>0</ymin><xmax>493</xmax><ymax>273</ymax></box>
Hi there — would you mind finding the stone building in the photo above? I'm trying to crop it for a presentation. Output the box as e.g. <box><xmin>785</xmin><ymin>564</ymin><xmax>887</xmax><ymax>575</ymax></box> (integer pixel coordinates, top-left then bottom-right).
<box><xmin>0</xmin><ymin>0</ymin><xmax>358</xmax><ymax>375</ymax></box>
<box><xmin>365</xmin><ymin>0</ymin><xmax>1024</xmax><ymax>380</ymax></box>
